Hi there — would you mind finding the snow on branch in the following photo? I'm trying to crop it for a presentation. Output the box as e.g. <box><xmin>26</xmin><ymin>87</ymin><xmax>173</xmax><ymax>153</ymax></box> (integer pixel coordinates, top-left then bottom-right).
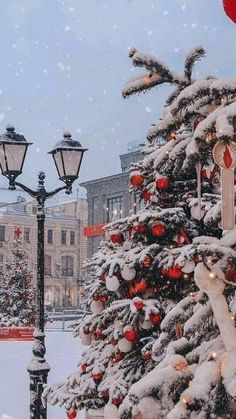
<box><xmin>122</xmin><ymin>72</ymin><xmax>164</xmax><ymax>98</ymax></box>
<box><xmin>184</xmin><ymin>46</ymin><xmax>206</xmax><ymax>82</ymax></box>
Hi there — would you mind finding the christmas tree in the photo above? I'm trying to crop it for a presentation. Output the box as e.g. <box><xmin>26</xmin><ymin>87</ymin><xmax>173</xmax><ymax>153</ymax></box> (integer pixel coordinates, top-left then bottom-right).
<box><xmin>45</xmin><ymin>46</ymin><xmax>236</xmax><ymax>418</ymax></box>
<box><xmin>0</xmin><ymin>228</ymin><xmax>36</xmax><ymax>327</ymax></box>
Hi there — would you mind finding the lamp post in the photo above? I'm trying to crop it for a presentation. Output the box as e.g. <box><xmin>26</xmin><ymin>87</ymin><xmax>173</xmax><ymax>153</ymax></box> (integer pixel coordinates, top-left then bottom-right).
<box><xmin>0</xmin><ymin>125</ymin><xmax>87</xmax><ymax>419</ymax></box>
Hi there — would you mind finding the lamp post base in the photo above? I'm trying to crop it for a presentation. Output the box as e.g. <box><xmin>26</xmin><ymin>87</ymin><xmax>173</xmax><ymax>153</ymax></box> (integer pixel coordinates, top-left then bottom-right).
<box><xmin>27</xmin><ymin>329</ymin><xmax>50</xmax><ymax>419</ymax></box>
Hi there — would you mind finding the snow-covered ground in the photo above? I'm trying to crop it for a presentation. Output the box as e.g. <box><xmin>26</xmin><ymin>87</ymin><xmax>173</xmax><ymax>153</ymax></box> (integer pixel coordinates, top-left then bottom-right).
<box><xmin>0</xmin><ymin>330</ymin><xmax>85</xmax><ymax>419</ymax></box>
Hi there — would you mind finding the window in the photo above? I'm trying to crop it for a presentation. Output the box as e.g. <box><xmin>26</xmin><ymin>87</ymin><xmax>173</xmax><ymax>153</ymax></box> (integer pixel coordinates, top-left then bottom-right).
<box><xmin>0</xmin><ymin>226</ymin><xmax>5</xmax><ymax>242</ymax></box>
<box><xmin>107</xmin><ymin>196</ymin><xmax>123</xmax><ymax>222</ymax></box>
<box><xmin>61</xmin><ymin>230</ymin><xmax>67</xmax><ymax>245</ymax></box>
<box><xmin>0</xmin><ymin>254</ymin><xmax>3</xmax><ymax>274</ymax></box>
<box><xmin>45</xmin><ymin>255</ymin><xmax>52</xmax><ymax>276</ymax></box>
<box><xmin>134</xmin><ymin>192</ymin><xmax>144</xmax><ymax>213</ymax></box>
<box><xmin>61</xmin><ymin>255</ymin><xmax>74</xmax><ymax>277</ymax></box>
<box><xmin>47</xmin><ymin>229</ymin><xmax>53</xmax><ymax>244</ymax></box>
<box><xmin>32</xmin><ymin>206</ymin><xmax>37</xmax><ymax>215</ymax></box>
<box><xmin>70</xmin><ymin>231</ymin><xmax>75</xmax><ymax>245</ymax></box>
<box><xmin>24</xmin><ymin>227</ymin><xmax>30</xmax><ymax>243</ymax></box>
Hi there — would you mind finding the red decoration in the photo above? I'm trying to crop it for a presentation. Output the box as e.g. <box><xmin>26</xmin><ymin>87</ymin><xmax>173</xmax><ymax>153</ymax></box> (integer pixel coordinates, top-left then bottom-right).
<box><xmin>168</xmin><ymin>266</ymin><xmax>182</xmax><ymax>279</ymax></box>
<box><xmin>92</xmin><ymin>372</ymin><xmax>103</xmax><ymax>382</ymax></box>
<box><xmin>155</xmin><ymin>177</ymin><xmax>170</xmax><ymax>190</ymax></box>
<box><xmin>111</xmin><ymin>231</ymin><xmax>124</xmax><ymax>244</ymax></box>
<box><xmin>112</xmin><ymin>396</ymin><xmax>124</xmax><ymax>406</ymax></box>
<box><xmin>14</xmin><ymin>227</ymin><xmax>22</xmax><ymax>237</ymax></box>
<box><xmin>67</xmin><ymin>412</ymin><xmax>77</xmax><ymax>419</ymax></box>
<box><xmin>110</xmin><ymin>338</ymin><xmax>118</xmax><ymax>346</ymax></box>
<box><xmin>136</xmin><ymin>279</ymin><xmax>148</xmax><ymax>293</ymax></box>
<box><xmin>150</xmin><ymin>312</ymin><xmax>162</xmax><ymax>325</ymax></box>
<box><xmin>81</xmin><ymin>362</ymin><xmax>88</xmax><ymax>372</ymax></box>
<box><xmin>133</xmin><ymin>299</ymin><xmax>144</xmax><ymax>311</ymax></box>
<box><xmin>133</xmin><ymin>223</ymin><xmax>146</xmax><ymax>234</ymax></box>
<box><xmin>201</xmin><ymin>165</ymin><xmax>217</xmax><ymax>180</ymax></box>
<box><xmin>94</xmin><ymin>328</ymin><xmax>103</xmax><ymax>339</ymax></box>
<box><xmin>99</xmin><ymin>272</ymin><xmax>106</xmax><ymax>282</ymax></box>
<box><xmin>98</xmin><ymin>295</ymin><xmax>107</xmax><ymax>304</ymax></box>
<box><xmin>142</xmin><ymin>190</ymin><xmax>152</xmax><ymax>201</ymax></box>
<box><xmin>223</xmin><ymin>146</ymin><xmax>233</xmax><ymax>168</ymax></box>
<box><xmin>223</xmin><ymin>0</ymin><xmax>236</xmax><ymax>23</ymax></box>
<box><xmin>193</xmin><ymin>115</ymin><xmax>205</xmax><ymax>131</ymax></box>
<box><xmin>142</xmin><ymin>352</ymin><xmax>152</xmax><ymax>361</ymax></box>
<box><xmin>151</xmin><ymin>222</ymin><xmax>166</xmax><ymax>237</ymax></box>
<box><xmin>115</xmin><ymin>352</ymin><xmax>123</xmax><ymax>362</ymax></box>
<box><xmin>142</xmin><ymin>256</ymin><xmax>152</xmax><ymax>267</ymax></box>
<box><xmin>0</xmin><ymin>327</ymin><xmax>34</xmax><ymax>341</ymax></box>
<box><xmin>225</xmin><ymin>266</ymin><xmax>236</xmax><ymax>283</ymax></box>
<box><xmin>102</xmin><ymin>390</ymin><xmax>110</xmax><ymax>401</ymax></box>
<box><xmin>83</xmin><ymin>327</ymin><xmax>90</xmax><ymax>335</ymax></box>
<box><xmin>124</xmin><ymin>327</ymin><xmax>139</xmax><ymax>342</ymax></box>
<box><xmin>130</xmin><ymin>172</ymin><xmax>144</xmax><ymax>187</ymax></box>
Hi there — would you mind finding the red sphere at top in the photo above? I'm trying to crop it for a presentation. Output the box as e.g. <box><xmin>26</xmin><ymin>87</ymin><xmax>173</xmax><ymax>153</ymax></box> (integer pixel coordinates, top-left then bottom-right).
<box><xmin>130</xmin><ymin>172</ymin><xmax>144</xmax><ymax>187</ymax></box>
<box><xmin>155</xmin><ymin>177</ymin><xmax>170</xmax><ymax>190</ymax></box>
<box><xmin>223</xmin><ymin>0</ymin><xmax>236</xmax><ymax>23</ymax></box>
<box><xmin>168</xmin><ymin>266</ymin><xmax>182</xmax><ymax>279</ymax></box>
<box><xmin>151</xmin><ymin>222</ymin><xmax>166</xmax><ymax>237</ymax></box>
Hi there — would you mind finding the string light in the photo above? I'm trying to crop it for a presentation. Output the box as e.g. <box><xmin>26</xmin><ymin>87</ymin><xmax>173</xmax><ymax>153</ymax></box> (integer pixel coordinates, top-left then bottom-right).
<box><xmin>183</xmin><ymin>273</ymin><xmax>189</xmax><ymax>280</ymax></box>
<box><xmin>212</xmin><ymin>352</ymin><xmax>217</xmax><ymax>359</ymax></box>
<box><xmin>209</xmin><ymin>272</ymin><xmax>216</xmax><ymax>279</ymax></box>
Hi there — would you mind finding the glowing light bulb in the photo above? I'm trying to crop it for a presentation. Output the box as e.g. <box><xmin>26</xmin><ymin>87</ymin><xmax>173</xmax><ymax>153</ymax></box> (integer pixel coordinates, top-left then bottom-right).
<box><xmin>212</xmin><ymin>352</ymin><xmax>217</xmax><ymax>359</ymax></box>
<box><xmin>209</xmin><ymin>272</ymin><xmax>216</xmax><ymax>279</ymax></box>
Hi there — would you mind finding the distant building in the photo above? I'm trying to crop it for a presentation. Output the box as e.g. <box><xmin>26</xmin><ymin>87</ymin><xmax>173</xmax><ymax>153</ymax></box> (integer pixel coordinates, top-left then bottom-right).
<box><xmin>0</xmin><ymin>189</ymin><xmax>87</xmax><ymax>307</ymax></box>
<box><xmin>81</xmin><ymin>148</ymin><xmax>143</xmax><ymax>257</ymax></box>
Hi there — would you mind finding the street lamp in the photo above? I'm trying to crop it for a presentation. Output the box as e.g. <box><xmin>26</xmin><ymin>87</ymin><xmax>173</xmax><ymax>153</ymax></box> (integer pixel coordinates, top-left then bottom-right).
<box><xmin>0</xmin><ymin>125</ymin><xmax>87</xmax><ymax>419</ymax></box>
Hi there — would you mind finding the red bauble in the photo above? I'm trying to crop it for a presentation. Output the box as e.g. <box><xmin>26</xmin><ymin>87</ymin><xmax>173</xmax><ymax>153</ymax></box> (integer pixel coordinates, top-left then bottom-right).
<box><xmin>168</xmin><ymin>266</ymin><xmax>182</xmax><ymax>279</ymax></box>
<box><xmin>67</xmin><ymin>412</ymin><xmax>77</xmax><ymax>419</ymax></box>
<box><xmin>155</xmin><ymin>177</ymin><xmax>170</xmax><ymax>190</ymax></box>
<box><xmin>136</xmin><ymin>279</ymin><xmax>148</xmax><ymax>293</ymax></box>
<box><xmin>130</xmin><ymin>172</ymin><xmax>144</xmax><ymax>187</ymax></box>
<box><xmin>81</xmin><ymin>362</ymin><xmax>88</xmax><ymax>372</ymax></box>
<box><xmin>142</xmin><ymin>352</ymin><xmax>152</xmax><ymax>361</ymax></box>
<box><xmin>112</xmin><ymin>396</ymin><xmax>124</xmax><ymax>406</ymax></box>
<box><xmin>150</xmin><ymin>312</ymin><xmax>162</xmax><ymax>325</ymax></box>
<box><xmin>129</xmin><ymin>284</ymin><xmax>137</xmax><ymax>297</ymax></box>
<box><xmin>99</xmin><ymin>272</ymin><xmax>106</xmax><ymax>282</ymax></box>
<box><xmin>133</xmin><ymin>223</ymin><xmax>146</xmax><ymax>234</ymax></box>
<box><xmin>124</xmin><ymin>327</ymin><xmax>139</xmax><ymax>342</ymax></box>
<box><xmin>98</xmin><ymin>295</ymin><xmax>107</xmax><ymax>304</ymax></box>
<box><xmin>110</xmin><ymin>338</ymin><xmax>118</xmax><ymax>346</ymax></box>
<box><xmin>225</xmin><ymin>266</ymin><xmax>236</xmax><ymax>283</ymax></box>
<box><xmin>83</xmin><ymin>327</ymin><xmax>90</xmax><ymax>335</ymax></box>
<box><xmin>142</xmin><ymin>190</ymin><xmax>152</xmax><ymax>201</ymax></box>
<box><xmin>102</xmin><ymin>390</ymin><xmax>110</xmax><ymax>401</ymax></box>
<box><xmin>111</xmin><ymin>231</ymin><xmax>124</xmax><ymax>244</ymax></box>
<box><xmin>223</xmin><ymin>0</ymin><xmax>236</xmax><ymax>23</ymax></box>
<box><xmin>92</xmin><ymin>372</ymin><xmax>103</xmax><ymax>382</ymax></box>
<box><xmin>115</xmin><ymin>352</ymin><xmax>123</xmax><ymax>362</ymax></box>
<box><xmin>133</xmin><ymin>299</ymin><xmax>144</xmax><ymax>311</ymax></box>
<box><xmin>193</xmin><ymin>115</ymin><xmax>205</xmax><ymax>131</ymax></box>
<box><xmin>94</xmin><ymin>328</ymin><xmax>103</xmax><ymax>339</ymax></box>
<box><xmin>142</xmin><ymin>256</ymin><xmax>152</xmax><ymax>267</ymax></box>
<box><xmin>151</xmin><ymin>222</ymin><xmax>166</xmax><ymax>237</ymax></box>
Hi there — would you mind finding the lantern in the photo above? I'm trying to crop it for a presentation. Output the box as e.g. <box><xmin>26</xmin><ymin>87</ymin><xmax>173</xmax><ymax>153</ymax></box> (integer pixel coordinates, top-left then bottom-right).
<box><xmin>0</xmin><ymin>125</ymin><xmax>32</xmax><ymax>189</ymax></box>
<box><xmin>48</xmin><ymin>131</ymin><xmax>87</xmax><ymax>191</ymax></box>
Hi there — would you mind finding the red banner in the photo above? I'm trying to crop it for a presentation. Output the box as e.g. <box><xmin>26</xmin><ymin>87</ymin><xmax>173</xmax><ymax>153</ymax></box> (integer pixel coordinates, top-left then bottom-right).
<box><xmin>84</xmin><ymin>223</ymin><xmax>106</xmax><ymax>237</ymax></box>
<box><xmin>0</xmin><ymin>327</ymin><xmax>34</xmax><ymax>341</ymax></box>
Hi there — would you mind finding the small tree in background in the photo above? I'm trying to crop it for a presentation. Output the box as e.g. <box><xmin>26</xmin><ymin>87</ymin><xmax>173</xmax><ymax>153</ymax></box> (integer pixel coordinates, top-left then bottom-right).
<box><xmin>0</xmin><ymin>228</ymin><xmax>36</xmax><ymax>327</ymax></box>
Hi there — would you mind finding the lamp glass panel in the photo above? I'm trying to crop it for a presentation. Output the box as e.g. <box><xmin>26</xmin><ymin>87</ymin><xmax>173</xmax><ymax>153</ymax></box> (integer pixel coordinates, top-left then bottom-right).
<box><xmin>4</xmin><ymin>144</ymin><xmax>27</xmax><ymax>172</ymax></box>
<box><xmin>62</xmin><ymin>149</ymin><xmax>82</xmax><ymax>177</ymax></box>
<box><xmin>0</xmin><ymin>144</ymin><xmax>7</xmax><ymax>172</ymax></box>
<box><xmin>53</xmin><ymin>151</ymin><xmax>64</xmax><ymax>178</ymax></box>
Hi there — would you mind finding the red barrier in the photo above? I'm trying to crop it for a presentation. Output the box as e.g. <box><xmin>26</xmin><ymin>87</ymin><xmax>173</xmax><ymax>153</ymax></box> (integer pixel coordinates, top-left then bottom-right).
<box><xmin>0</xmin><ymin>327</ymin><xmax>34</xmax><ymax>341</ymax></box>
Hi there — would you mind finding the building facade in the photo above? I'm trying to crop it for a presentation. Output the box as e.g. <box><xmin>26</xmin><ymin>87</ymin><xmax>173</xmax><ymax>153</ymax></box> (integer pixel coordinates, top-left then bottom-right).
<box><xmin>81</xmin><ymin>149</ymin><xmax>143</xmax><ymax>257</ymax></box>
<box><xmin>0</xmin><ymin>189</ymin><xmax>87</xmax><ymax>308</ymax></box>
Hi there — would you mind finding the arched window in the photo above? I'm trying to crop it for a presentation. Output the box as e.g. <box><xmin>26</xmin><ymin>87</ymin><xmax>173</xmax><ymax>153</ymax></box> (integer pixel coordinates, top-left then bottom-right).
<box><xmin>61</xmin><ymin>255</ymin><xmax>74</xmax><ymax>277</ymax></box>
<box><xmin>45</xmin><ymin>255</ymin><xmax>52</xmax><ymax>276</ymax></box>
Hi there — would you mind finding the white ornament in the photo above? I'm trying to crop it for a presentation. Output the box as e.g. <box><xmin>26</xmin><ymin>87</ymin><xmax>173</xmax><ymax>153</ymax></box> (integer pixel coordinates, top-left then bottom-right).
<box><xmin>191</xmin><ymin>205</ymin><xmax>204</xmax><ymax>220</ymax></box>
<box><xmin>90</xmin><ymin>300</ymin><xmax>103</xmax><ymax>315</ymax></box>
<box><xmin>104</xmin><ymin>404</ymin><xmax>119</xmax><ymax>419</ymax></box>
<box><xmin>141</xmin><ymin>320</ymin><xmax>152</xmax><ymax>330</ymax></box>
<box><xmin>182</xmin><ymin>260</ymin><xmax>195</xmax><ymax>274</ymax></box>
<box><xmin>121</xmin><ymin>265</ymin><xmax>136</xmax><ymax>281</ymax></box>
<box><xmin>79</xmin><ymin>327</ymin><xmax>91</xmax><ymax>346</ymax></box>
<box><xmin>123</xmin><ymin>239</ymin><xmax>132</xmax><ymax>251</ymax></box>
<box><xmin>106</xmin><ymin>275</ymin><xmax>120</xmax><ymax>292</ymax></box>
<box><xmin>118</xmin><ymin>337</ymin><xmax>133</xmax><ymax>353</ymax></box>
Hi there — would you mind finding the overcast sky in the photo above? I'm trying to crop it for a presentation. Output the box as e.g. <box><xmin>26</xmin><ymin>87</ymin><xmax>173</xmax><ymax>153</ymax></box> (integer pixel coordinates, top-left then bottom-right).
<box><xmin>0</xmin><ymin>0</ymin><xmax>235</xmax><ymax>195</ymax></box>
